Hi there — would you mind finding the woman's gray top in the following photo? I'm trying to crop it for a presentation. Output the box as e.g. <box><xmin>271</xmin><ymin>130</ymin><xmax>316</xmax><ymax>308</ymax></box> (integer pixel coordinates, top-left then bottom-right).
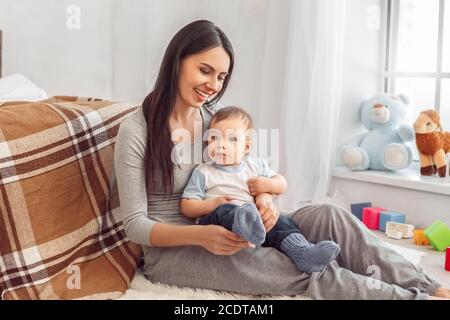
<box><xmin>114</xmin><ymin>103</ymin><xmax>221</xmax><ymax>251</ymax></box>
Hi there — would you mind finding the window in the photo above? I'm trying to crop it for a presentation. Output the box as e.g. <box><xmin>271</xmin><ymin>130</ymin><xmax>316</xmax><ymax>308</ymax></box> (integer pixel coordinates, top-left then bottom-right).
<box><xmin>382</xmin><ymin>0</ymin><xmax>450</xmax><ymax>124</ymax></box>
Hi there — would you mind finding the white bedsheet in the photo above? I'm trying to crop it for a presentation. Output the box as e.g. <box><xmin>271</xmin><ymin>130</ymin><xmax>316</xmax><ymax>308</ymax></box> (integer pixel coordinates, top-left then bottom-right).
<box><xmin>0</xmin><ymin>73</ymin><xmax>48</xmax><ymax>101</ymax></box>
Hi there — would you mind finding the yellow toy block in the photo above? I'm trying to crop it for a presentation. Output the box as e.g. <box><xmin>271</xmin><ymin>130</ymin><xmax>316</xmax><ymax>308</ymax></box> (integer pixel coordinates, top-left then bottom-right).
<box><xmin>413</xmin><ymin>229</ymin><xmax>430</xmax><ymax>245</ymax></box>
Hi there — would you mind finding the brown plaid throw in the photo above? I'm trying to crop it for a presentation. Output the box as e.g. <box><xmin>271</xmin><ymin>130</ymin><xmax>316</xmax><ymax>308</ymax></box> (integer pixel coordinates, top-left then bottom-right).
<box><xmin>0</xmin><ymin>96</ymin><xmax>142</xmax><ymax>299</ymax></box>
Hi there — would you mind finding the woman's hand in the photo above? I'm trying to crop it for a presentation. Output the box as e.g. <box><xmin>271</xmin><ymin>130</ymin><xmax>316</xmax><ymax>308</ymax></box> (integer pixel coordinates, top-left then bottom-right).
<box><xmin>254</xmin><ymin>193</ymin><xmax>280</xmax><ymax>232</ymax></box>
<box><xmin>197</xmin><ymin>225</ymin><xmax>255</xmax><ymax>256</ymax></box>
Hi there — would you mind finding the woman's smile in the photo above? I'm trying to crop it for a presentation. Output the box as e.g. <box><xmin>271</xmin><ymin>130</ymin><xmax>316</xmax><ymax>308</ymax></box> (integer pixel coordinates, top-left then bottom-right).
<box><xmin>194</xmin><ymin>87</ymin><xmax>212</xmax><ymax>101</ymax></box>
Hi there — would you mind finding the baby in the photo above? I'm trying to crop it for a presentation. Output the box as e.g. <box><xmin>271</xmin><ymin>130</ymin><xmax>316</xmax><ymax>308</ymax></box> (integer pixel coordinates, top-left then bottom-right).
<box><xmin>180</xmin><ymin>106</ymin><xmax>340</xmax><ymax>273</ymax></box>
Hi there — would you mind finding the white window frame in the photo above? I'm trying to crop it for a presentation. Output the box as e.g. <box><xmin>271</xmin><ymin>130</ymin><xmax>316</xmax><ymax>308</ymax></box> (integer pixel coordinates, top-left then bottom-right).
<box><xmin>380</xmin><ymin>0</ymin><xmax>450</xmax><ymax>114</ymax></box>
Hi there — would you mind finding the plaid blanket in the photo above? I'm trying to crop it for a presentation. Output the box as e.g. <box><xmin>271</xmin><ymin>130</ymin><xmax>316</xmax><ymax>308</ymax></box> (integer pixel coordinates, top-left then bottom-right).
<box><xmin>0</xmin><ymin>96</ymin><xmax>142</xmax><ymax>299</ymax></box>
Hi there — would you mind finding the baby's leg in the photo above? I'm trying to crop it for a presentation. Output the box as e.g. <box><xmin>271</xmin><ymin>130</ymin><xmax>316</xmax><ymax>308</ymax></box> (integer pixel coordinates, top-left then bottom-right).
<box><xmin>197</xmin><ymin>203</ymin><xmax>238</xmax><ymax>226</ymax></box>
<box><xmin>265</xmin><ymin>216</ymin><xmax>340</xmax><ymax>273</ymax></box>
<box><xmin>198</xmin><ymin>203</ymin><xmax>266</xmax><ymax>246</ymax></box>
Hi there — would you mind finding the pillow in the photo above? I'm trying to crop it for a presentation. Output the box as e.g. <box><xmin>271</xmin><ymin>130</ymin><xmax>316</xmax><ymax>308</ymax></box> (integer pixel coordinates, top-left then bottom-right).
<box><xmin>0</xmin><ymin>73</ymin><xmax>48</xmax><ymax>102</ymax></box>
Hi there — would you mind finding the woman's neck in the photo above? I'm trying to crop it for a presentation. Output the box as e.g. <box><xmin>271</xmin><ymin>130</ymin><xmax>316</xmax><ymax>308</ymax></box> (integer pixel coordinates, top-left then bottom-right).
<box><xmin>171</xmin><ymin>99</ymin><xmax>199</xmax><ymax>124</ymax></box>
<box><xmin>170</xmin><ymin>98</ymin><xmax>203</xmax><ymax>144</ymax></box>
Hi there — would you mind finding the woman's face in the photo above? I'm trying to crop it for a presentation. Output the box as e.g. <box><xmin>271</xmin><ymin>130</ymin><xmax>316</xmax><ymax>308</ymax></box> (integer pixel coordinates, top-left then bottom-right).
<box><xmin>177</xmin><ymin>46</ymin><xmax>230</xmax><ymax>108</ymax></box>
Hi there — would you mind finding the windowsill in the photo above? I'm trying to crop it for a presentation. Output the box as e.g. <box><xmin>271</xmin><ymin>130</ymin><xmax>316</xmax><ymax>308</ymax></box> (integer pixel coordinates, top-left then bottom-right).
<box><xmin>332</xmin><ymin>162</ymin><xmax>450</xmax><ymax>196</ymax></box>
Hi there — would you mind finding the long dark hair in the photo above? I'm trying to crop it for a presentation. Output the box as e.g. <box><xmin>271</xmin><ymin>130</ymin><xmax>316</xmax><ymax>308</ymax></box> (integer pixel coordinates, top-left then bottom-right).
<box><xmin>142</xmin><ymin>20</ymin><xmax>234</xmax><ymax>194</ymax></box>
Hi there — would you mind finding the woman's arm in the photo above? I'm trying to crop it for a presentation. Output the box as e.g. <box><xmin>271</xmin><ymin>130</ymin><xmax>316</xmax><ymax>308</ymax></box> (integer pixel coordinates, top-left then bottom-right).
<box><xmin>180</xmin><ymin>196</ymin><xmax>236</xmax><ymax>218</ymax></box>
<box><xmin>114</xmin><ymin>117</ymin><xmax>157</xmax><ymax>246</ymax></box>
<box><xmin>150</xmin><ymin>223</ymin><xmax>255</xmax><ymax>255</ymax></box>
<box><xmin>149</xmin><ymin>223</ymin><xmax>204</xmax><ymax>246</ymax></box>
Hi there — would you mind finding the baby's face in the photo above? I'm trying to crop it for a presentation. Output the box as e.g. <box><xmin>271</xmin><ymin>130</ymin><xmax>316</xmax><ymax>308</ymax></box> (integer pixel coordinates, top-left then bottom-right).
<box><xmin>207</xmin><ymin>117</ymin><xmax>251</xmax><ymax>166</ymax></box>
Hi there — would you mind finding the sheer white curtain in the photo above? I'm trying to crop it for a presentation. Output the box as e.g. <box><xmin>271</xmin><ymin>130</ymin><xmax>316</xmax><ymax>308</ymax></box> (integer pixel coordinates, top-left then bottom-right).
<box><xmin>273</xmin><ymin>0</ymin><xmax>347</xmax><ymax>213</ymax></box>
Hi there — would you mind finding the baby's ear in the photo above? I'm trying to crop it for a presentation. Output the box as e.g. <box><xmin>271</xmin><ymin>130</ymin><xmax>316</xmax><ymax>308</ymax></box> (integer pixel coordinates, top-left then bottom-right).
<box><xmin>245</xmin><ymin>135</ymin><xmax>252</xmax><ymax>154</ymax></box>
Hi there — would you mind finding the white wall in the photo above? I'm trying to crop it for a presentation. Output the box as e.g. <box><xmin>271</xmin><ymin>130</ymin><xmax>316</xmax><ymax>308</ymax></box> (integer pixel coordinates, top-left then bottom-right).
<box><xmin>0</xmin><ymin>0</ymin><xmax>290</xmax><ymax>109</ymax></box>
<box><xmin>0</xmin><ymin>0</ymin><xmax>114</xmax><ymax>99</ymax></box>
<box><xmin>110</xmin><ymin>0</ymin><xmax>149</xmax><ymax>104</ymax></box>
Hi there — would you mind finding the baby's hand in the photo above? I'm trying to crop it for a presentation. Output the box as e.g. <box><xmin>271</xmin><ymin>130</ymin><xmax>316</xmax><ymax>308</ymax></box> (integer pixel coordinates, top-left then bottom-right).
<box><xmin>247</xmin><ymin>177</ymin><xmax>271</xmax><ymax>196</ymax></box>
<box><xmin>213</xmin><ymin>195</ymin><xmax>237</xmax><ymax>208</ymax></box>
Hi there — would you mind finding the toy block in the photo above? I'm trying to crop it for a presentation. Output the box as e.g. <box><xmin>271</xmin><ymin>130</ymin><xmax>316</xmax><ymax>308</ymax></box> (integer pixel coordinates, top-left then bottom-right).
<box><xmin>385</xmin><ymin>221</ymin><xmax>414</xmax><ymax>239</ymax></box>
<box><xmin>446</xmin><ymin>247</ymin><xmax>450</xmax><ymax>272</ymax></box>
<box><xmin>379</xmin><ymin>211</ymin><xmax>406</xmax><ymax>232</ymax></box>
<box><xmin>425</xmin><ymin>221</ymin><xmax>444</xmax><ymax>235</ymax></box>
<box><xmin>413</xmin><ymin>229</ymin><xmax>430</xmax><ymax>245</ymax></box>
<box><xmin>424</xmin><ymin>221</ymin><xmax>450</xmax><ymax>252</ymax></box>
<box><xmin>351</xmin><ymin>202</ymin><xmax>372</xmax><ymax>220</ymax></box>
<box><xmin>386</xmin><ymin>229</ymin><xmax>403</xmax><ymax>240</ymax></box>
<box><xmin>362</xmin><ymin>207</ymin><xmax>385</xmax><ymax>230</ymax></box>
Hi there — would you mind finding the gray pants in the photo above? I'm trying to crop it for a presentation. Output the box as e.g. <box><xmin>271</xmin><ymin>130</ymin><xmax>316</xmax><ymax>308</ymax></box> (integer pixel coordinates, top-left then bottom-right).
<box><xmin>142</xmin><ymin>204</ymin><xmax>441</xmax><ymax>299</ymax></box>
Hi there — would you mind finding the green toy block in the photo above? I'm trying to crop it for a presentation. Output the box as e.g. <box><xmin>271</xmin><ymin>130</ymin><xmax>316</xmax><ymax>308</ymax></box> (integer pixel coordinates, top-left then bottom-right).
<box><xmin>424</xmin><ymin>221</ymin><xmax>450</xmax><ymax>252</ymax></box>
<box><xmin>425</xmin><ymin>221</ymin><xmax>444</xmax><ymax>235</ymax></box>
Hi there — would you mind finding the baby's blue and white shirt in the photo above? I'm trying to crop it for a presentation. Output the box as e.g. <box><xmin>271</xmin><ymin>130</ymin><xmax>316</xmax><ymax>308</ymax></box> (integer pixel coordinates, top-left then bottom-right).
<box><xmin>182</xmin><ymin>157</ymin><xmax>276</xmax><ymax>206</ymax></box>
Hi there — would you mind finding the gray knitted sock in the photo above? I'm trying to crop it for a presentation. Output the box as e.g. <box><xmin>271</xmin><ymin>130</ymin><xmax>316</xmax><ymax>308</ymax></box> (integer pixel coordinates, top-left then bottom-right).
<box><xmin>231</xmin><ymin>203</ymin><xmax>266</xmax><ymax>246</ymax></box>
<box><xmin>280</xmin><ymin>233</ymin><xmax>340</xmax><ymax>273</ymax></box>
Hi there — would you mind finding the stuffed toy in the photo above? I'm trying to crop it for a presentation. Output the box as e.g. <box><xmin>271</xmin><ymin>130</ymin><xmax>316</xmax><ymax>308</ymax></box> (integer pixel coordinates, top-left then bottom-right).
<box><xmin>339</xmin><ymin>93</ymin><xmax>414</xmax><ymax>171</ymax></box>
<box><xmin>413</xmin><ymin>109</ymin><xmax>450</xmax><ymax>177</ymax></box>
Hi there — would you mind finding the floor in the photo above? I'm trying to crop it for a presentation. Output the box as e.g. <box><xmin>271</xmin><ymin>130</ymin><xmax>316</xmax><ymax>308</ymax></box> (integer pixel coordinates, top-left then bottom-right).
<box><xmin>119</xmin><ymin>230</ymin><xmax>449</xmax><ymax>299</ymax></box>
<box><xmin>372</xmin><ymin>230</ymin><xmax>450</xmax><ymax>289</ymax></box>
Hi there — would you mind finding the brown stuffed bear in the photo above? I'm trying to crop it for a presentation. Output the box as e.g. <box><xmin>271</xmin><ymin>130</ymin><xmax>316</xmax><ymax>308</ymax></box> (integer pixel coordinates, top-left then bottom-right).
<box><xmin>413</xmin><ymin>109</ymin><xmax>450</xmax><ymax>177</ymax></box>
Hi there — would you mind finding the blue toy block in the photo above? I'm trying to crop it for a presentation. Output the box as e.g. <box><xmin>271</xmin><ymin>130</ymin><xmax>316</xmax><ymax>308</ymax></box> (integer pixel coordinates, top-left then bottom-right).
<box><xmin>351</xmin><ymin>202</ymin><xmax>372</xmax><ymax>221</ymax></box>
<box><xmin>379</xmin><ymin>211</ymin><xmax>406</xmax><ymax>232</ymax></box>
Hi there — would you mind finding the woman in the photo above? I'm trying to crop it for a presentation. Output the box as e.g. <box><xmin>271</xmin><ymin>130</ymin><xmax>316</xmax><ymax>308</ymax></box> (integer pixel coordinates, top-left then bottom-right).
<box><xmin>114</xmin><ymin>20</ymin><xmax>449</xmax><ymax>299</ymax></box>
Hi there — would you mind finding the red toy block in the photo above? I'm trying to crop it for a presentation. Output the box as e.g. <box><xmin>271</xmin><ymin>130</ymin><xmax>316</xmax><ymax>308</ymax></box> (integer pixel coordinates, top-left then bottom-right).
<box><xmin>362</xmin><ymin>207</ymin><xmax>386</xmax><ymax>230</ymax></box>
<box><xmin>446</xmin><ymin>247</ymin><xmax>450</xmax><ymax>272</ymax></box>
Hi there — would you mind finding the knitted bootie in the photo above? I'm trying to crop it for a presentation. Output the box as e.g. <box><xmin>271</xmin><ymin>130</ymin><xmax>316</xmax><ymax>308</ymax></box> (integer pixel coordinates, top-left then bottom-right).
<box><xmin>231</xmin><ymin>203</ymin><xmax>266</xmax><ymax>246</ymax></box>
<box><xmin>280</xmin><ymin>233</ymin><xmax>340</xmax><ymax>273</ymax></box>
